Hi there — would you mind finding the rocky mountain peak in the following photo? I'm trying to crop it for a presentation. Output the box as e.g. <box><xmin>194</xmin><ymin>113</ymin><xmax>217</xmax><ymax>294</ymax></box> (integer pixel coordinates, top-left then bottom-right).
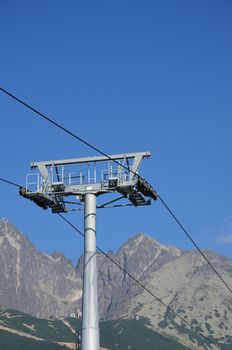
<box><xmin>51</xmin><ymin>251</ymin><xmax>73</xmax><ymax>266</ymax></box>
<box><xmin>0</xmin><ymin>219</ymin><xmax>32</xmax><ymax>252</ymax></box>
<box><xmin>1</xmin><ymin>220</ymin><xmax>232</xmax><ymax>349</ymax></box>
<box><xmin>119</xmin><ymin>232</ymin><xmax>181</xmax><ymax>258</ymax></box>
<box><xmin>0</xmin><ymin>219</ymin><xmax>82</xmax><ymax>318</ymax></box>
<box><xmin>0</xmin><ymin>219</ymin><xmax>19</xmax><ymax>238</ymax></box>
<box><xmin>95</xmin><ymin>233</ymin><xmax>184</xmax><ymax>320</ymax></box>
<box><xmin>119</xmin><ymin>232</ymin><xmax>155</xmax><ymax>251</ymax></box>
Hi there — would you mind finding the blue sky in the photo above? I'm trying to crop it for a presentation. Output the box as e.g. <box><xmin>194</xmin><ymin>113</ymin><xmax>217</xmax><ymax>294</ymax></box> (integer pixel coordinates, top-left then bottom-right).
<box><xmin>1</xmin><ymin>0</ymin><xmax>232</xmax><ymax>263</ymax></box>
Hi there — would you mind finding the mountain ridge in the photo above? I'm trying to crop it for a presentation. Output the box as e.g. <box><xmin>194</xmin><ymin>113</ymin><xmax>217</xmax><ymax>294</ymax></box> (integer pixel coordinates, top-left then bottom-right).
<box><xmin>0</xmin><ymin>218</ymin><xmax>232</xmax><ymax>349</ymax></box>
<box><xmin>0</xmin><ymin>219</ymin><xmax>82</xmax><ymax>318</ymax></box>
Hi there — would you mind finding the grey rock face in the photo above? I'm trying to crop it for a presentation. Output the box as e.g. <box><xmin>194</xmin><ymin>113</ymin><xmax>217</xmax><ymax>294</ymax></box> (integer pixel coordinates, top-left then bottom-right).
<box><xmin>95</xmin><ymin>233</ymin><xmax>182</xmax><ymax>319</ymax></box>
<box><xmin>126</xmin><ymin>249</ymin><xmax>232</xmax><ymax>349</ymax></box>
<box><xmin>1</xmin><ymin>219</ymin><xmax>232</xmax><ymax>349</ymax></box>
<box><xmin>0</xmin><ymin>219</ymin><xmax>82</xmax><ymax>318</ymax></box>
<box><xmin>0</xmin><ymin>220</ymin><xmax>181</xmax><ymax>320</ymax></box>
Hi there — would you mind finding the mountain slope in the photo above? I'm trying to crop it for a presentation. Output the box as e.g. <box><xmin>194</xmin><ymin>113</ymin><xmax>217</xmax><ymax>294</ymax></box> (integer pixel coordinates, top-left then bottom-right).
<box><xmin>0</xmin><ymin>219</ymin><xmax>182</xmax><ymax>319</ymax></box>
<box><xmin>77</xmin><ymin>232</ymin><xmax>182</xmax><ymax>319</ymax></box>
<box><xmin>126</xmin><ymin>250</ymin><xmax>232</xmax><ymax>349</ymax></box>
<box><xmin>0</xmin><ymin>309</ymin><xmax>191</xmax><ymax>350</ymax></box>
<box><xmin>0</xmin><ymin>331</ymin><xmax>68</xmax><ymax>350</ymax></box>
<box><xmin>0</xmin><ymin>219</ymin><xmax>82</xmax><ymax>318</ymax></box>
<box><xmin>1</xmin><ymin>219</ymin><xmax>232</xmax><ymax>349</ymax></box>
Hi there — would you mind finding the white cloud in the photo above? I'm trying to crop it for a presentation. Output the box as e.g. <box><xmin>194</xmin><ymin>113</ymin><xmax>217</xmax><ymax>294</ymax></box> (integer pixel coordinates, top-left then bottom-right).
<box><xmin>215</xmin><ymin>216</ymin><xmax>232</xmax><ymax>245</ymax></box>
<box><xmin>217</xmin><ymin>234</ymin><xmax>232</xmax><ymax>244</ymax></box>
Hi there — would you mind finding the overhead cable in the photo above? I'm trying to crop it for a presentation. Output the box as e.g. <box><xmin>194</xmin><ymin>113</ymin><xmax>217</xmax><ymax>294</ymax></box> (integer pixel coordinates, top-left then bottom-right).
<box><xmin>0</xmin><ymin>177</ymin><xmax>21</xmax><ymax>188</ymax></box>
<box><xmin>58</xmin><ymin>213</ymin><xmax>223</xmax><ymax>350</ymax></box>
<box><xmin>1</xmin><ymin>88</ymin><xmax>232</xmax><ymax>298</ymax></box>
<box><xmin>0</xmin><ymin>175</ymin><xmax>225</xmax><ymax>350</ymax></box>
<box><xmin>0</xmin><ymin>87</ymin><xmax>135</xmax><ymax>175</ymax></box>
<box><xmin>158</xmin><ymin>195</ymin><xmax>232</xmax><ymax>295</ymax></box>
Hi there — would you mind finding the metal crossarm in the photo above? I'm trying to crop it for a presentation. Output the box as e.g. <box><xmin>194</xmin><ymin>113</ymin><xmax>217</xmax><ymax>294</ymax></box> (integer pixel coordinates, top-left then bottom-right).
<box><xmin>20</xmin><ymin>152</ymin><xmax>157</xmax><ymax>211</ymax></box>
<box><xmin>30</xmin><ymin>152</ymin><xmax>151</xmax><ymax>168</ymax></box>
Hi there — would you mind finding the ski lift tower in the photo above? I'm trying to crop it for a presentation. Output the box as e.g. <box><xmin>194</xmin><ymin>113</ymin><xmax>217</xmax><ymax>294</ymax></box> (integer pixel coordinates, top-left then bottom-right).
<box><xmin>20</xmin><ymin>151</ymin><xmax>158</xmax><ymax>350</ymax></box>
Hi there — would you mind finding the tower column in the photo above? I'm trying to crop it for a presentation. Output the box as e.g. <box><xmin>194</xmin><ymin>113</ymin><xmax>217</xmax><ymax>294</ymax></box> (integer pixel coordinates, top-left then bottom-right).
<box><xmin>81</xmin><ymin>193</ymin><xmax>99</xmax><ymax>350</ymax></box>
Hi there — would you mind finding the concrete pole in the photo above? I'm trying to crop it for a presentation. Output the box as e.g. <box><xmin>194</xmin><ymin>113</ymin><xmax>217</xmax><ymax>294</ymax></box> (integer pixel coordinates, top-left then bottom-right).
<box><xmin>81</xmin><ymin>193</ymin><xmax>99</xmax><ymax>350</ymax></box>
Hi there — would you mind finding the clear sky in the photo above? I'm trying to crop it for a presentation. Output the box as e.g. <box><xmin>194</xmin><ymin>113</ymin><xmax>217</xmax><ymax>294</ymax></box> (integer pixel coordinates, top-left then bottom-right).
<box><xmin>1</xmin><ymin>0</ymin><xmax>232</xmax><ymax>264</ymax></box>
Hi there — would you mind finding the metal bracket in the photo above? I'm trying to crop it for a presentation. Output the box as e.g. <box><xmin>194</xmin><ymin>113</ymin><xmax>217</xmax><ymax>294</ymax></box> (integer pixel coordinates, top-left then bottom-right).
<box><xmin>21</xmin><ymin>151</ymin><xmax>157</xmax><ymax>212</ymax></box>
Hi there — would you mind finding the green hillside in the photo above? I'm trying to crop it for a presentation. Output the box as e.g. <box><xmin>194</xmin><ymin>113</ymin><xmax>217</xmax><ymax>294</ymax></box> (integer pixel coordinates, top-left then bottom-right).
<box><xmin>0</xmin><ymin>309</ymin><xmax>75</xmax><ymax>342</ymax></box>
<box><xmin>0</xmin><ymin>330</ymin><xmax>68</xmax><ymax>350</ymax></box>
<box><xmin>0</xmin><ymin>308</ymin><xmax>221</xmax><ymax>350</ymax></box>
<box><xmin>101</xmin><ymin>318</ymin><xmax>190</xmax><ymax>350</ymax></box>
<box><xmin>68</xmin><ymin>315</ymin><xmax>191</xmax><ymax>350</ymax></box>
